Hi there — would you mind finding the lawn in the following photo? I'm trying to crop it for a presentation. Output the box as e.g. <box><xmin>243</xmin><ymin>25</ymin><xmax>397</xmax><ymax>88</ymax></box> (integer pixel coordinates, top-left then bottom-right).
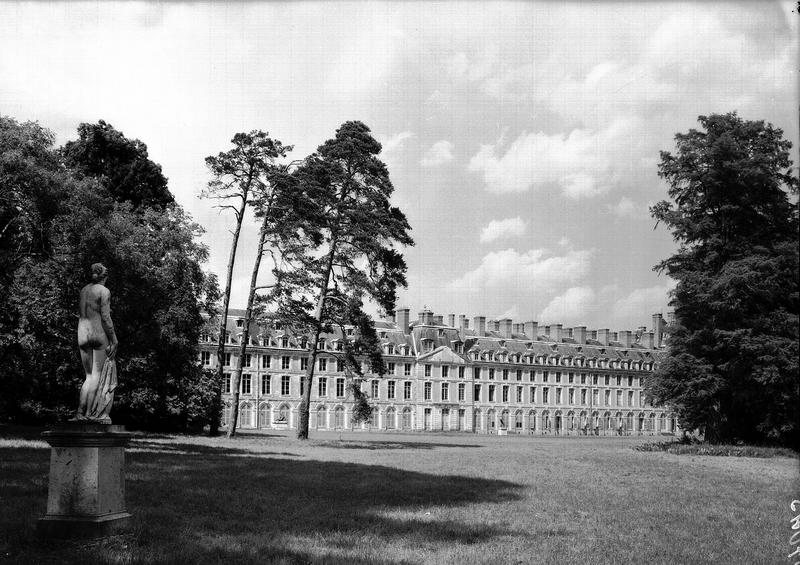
<box><xmin>0</xmin><ymin>426</ymin><xmax>796</xmax><ymax>564</ymax></box>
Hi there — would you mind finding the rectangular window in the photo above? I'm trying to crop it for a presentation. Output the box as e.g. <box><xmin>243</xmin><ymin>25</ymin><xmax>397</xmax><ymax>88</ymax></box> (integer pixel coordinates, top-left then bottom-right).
<box><xmin>543</xmin><ymin>387</ymin><xmax>549</xmax><ymax>404</ymax></box>
<box><xmin>281</xmin><ymin>356</ymin><xmax>290</xmax><ymax>370</ymax></box>
<box><xmin>580</xmin><ymin>374</ymin><xmax>586</xmax><ymax>384</ymax></box>
<box><xmin>628</xmin><ymin>390</ymin><xmax>634</xmax><ymax>407</ymax></box>
<box><xmin>474</xmin><ymin>367</ymin><xmax>481</xmax><ymax>379</ymax></box>
<box><xmin>404</xmin><ymin>363</ymin><xmax>412</xmax><ymax>376</ymax></box>
<box><xmin>387</xmin><ymin>362</ymin><xmax>395</xmax><ymax>375</ymax></box>
<box><xmin>371</xmin><ymin>380</ymin><xmax>379</xmax><ymax>398</ymax></box>
<box><xmin>628</xmin><ymin>376</ymin><xmax>633</xmax><ymax>387</ymax></box>
<box><xmin>442</xmin><ymin>365</ymin><xmax>449</xmax><ymax>378</ymax></box>
<box><xmin>543</xmin><ymin>371</ymin><xmax>549</xmax><ymax>383</ymax></box>
<box><xmin>424</xmin><ymin>364</ymin><xmax>431</xmax><ymax>377</ymax></box>
<box><xmin>555</xmin><ymin>372</ymin><xmax>562</xmax><ymax>383</ymax></box>
<box><xmin>318</xmin><ymin>357</ymin><xmax>327</xmax><ymax>371</ymax></box>
<box><xmin>488</xmin><ymin>385</ymin><xmax>496</xmax><ymax>402</ymax></box>
<box><xmin>474</xmin><ymin>384</ymin><xmax>481</xmax><ymax>402</ymax></box>
<box><xmin>502</xmin><ymin>369</ymin><xmax>508</xmax><ymax>380</ymax></box>
<box><xmin>261</xmin><ymin>374</ymin><xmax>271</xmax><ymax>394</ymax></box>
<box><xmin>556</xmin><ymin>388</ymin><xmax>562</xmax><ymax>404</ymax></box>
<box><xmin>404</xmin><ymin>381</ymin><xmax>412</xmax><ymax>400</ymax></box>
<box><xmin>201</xmin><ymin>351</ymin><xmax>211</xmax><ymax>365</ymax></box>
<box><xmin>516</xmin><ymin>386</ymin><xmax>523</xmax><ymax>403</ymax></box>
<box><xmin>300</xmin><ymin>376</ymin><xmax>305</xmax><ymax>396</ymax></box>
<box><xmin>281</xmin><ymin>375</ymin><xmax>290</xmax><ymax>396</ymax></box>
<box><xmin>458</xmin><ymin>366</ymin><xmax>465</xmax><ymax>379</ymax></box>
<box><xmin>617</xmin><ymin>390</ymin><xmax>623</xmax><ymax>406</ymax></box>
<box><xmin>244</xmin><ymin>354</ymin><xmax>252</xmax><ymax>368</ymax></box>
<box><xmin>593</xmin><ymin>389</ymin><xmax>599</xmax><ymax>406</ymax></box>
<box><xmin>581</xmin><ymin>389</ymin><xmax>587</xmax><ymax>405</ymax></box>
<box><xmin>318</xmin><ymin>377</ymin><xmax>327</xmax><ymax>397</ymax></box>
<box><xmin>605</xmin><ymin>390</ymin><xmax>611</xmax><ymax>406</ymax></box>
<box><xmin>301</xmin><ymin>357</ymin><xmax>308</xmax><ymax>371</ymax></box>
<box><xmin>568</xmin><ymin>388</ymin><xmax>574</xmax><ymax>404</ymax></box>
<box><xmin>489</xmin><ymin>368</ymin><xmax>495</xmax><ymax>380</ymax></box>
<box><xmin>241</xmin><ymin>374</ymin><xmax>251</xmax><ymax>394</ymax></box>
<box><xmin>336</xmin><ymin>378</ymin><xmax>345</xmax><ymax>398</ymax></box>
<box><xmin>458</xmin><ymin>383</ymin><xmax>465</xmax><ymax>401</ymax></box>
<box><xmin>441</xmin><ymin>382</ymin><xmax>449</xmax><ymax>401</ymax></box>
<box><xmin>424</xmin><ymin>382</ymin><xmax>432</xmax><ymax>400</ymax></box>
<box><xmin>502</xmin><ymin>385</ymin><xmax>509</xmax><ymax>403</ymax></box>
<box><xmin>262</xmin><ymin>355</ymin><xmax>271</xmax><ymax>368</ymax></box>
<box><xmin>530</xmin><ymin>386</ymin><xmax>536</xmax><ymax>403</ymax></box>
<box><xmin>223</xmin><ymin>373</ymin><xmax>231</xmax><ymax>393</ymax></box>
<box><xmin>568</xmin><ymin>372</ymin><xmax>574</xmax><ymax>383</ymax></box>
<box><xmin>224</xmin><ymin>353</ymin><xmax>232</xmax><ymax>366</ymax></box>
<box><xmin>337</xmin><ymin>359</ymin><xmax>345</xmax><ymax>372</ymax></box>
<box><xmin>605</xmin><ymin>375</ymin><xmax>610</xmax><ymax>386</ymax></box>
<box><xmin>616</xmin><ymin>375</ymin><xmax>622</xmax><ymax>386</ymax></box>
<box><xmin>388</xmin><ymin>380</ymin><xmax>396</xmax><ymax>399</ymax></box>
<box><xmin>516</xmin><ymin>370</ymin><xmax>522</xmax><ymax>381</ymax></box>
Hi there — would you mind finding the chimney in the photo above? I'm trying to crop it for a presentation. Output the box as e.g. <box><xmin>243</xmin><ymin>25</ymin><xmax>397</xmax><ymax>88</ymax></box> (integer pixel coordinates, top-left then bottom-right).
<box><xmin>499</xmin><ymin>318</ymin><xmax>513</xmax><ymax>338</ymax></box>
<box><xmin>618</xmin><ymin>330</ymin><xmax>632</xmax><ymax>348</ymax></box>
<box><xmin>597</xmin><ymin>329</ymin><xmax>610</xmax><ymax>346</ymax></box>
<box><xmin>396</xmin><ymin>308</ymin><xmax>410</xmax><ymax>334</ymax></box>
<box><xmin>473</xmin><ymin>316</ymin><xmax>486</xmax><ymax>336</ymax></box>
<box><xmin>433</xmin><ymin>314</ymin><xmax>443</xmax><ymax>325</ymax></box>
<box><xmin>458</xmin><ymin>314</ymin><xmax>466</xmax><ymax>329</ymax></box>
<box><xmin>640</xmin><ymin>331</ymin><xmax>654</xmax><ymax>349</ymax></box>
<box><xmin>590</xmin><ymin>330</ymin><xmax>597</xmax><ymax>341</ymax></box>
<box><xmin>652</xmin><ymin>313</ymin><xmax>664</xmax><ymax>347</ymax></box>
<box><xmin>611</xmin><ymin>331</ymin><xmax>618</xmax><ymax>343</ymax></box>
<box><xmin>523</xmin><ymin>321</ymin><xmax>538</xmax><ymax>339</ymax></box>
<box><xmin>448</xmin><ymin>314</ymin><xmax>456</xmax><ymax>327</ymax></box>
<box><xmin>512</xmin><ymin>323</ymin><xmax>521</xmax><ymax>335</ymax></box>
<box><xmin>566</xmin><ymin>327</ymin><xmax>574</xmax><ymax>338</ymax></box>
<box><xmin>551</xmin><ymin>324</ymin><xmax>563</xmax><ymax>342</ymax></box>
<box><xmin>573</xmin><ymin>326</ymin><xmax>587</xmax><ymax>344</ymax></box>
<box><xmin>387</xmin><ymin>310</ymin><xmax>396</xmax><ymax>323</ymax></box>
<box><xmin>419</xmin><ymin>309</ymin><xmax>433</xmax><ymax>325</ymax></box>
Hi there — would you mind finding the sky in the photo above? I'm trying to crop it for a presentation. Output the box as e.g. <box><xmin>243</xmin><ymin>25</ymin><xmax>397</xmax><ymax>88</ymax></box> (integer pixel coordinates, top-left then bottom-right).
<box><xmin>1</xmin><ymin>1</ymin><xmax>796</xmax><ymax>332</ymax></box>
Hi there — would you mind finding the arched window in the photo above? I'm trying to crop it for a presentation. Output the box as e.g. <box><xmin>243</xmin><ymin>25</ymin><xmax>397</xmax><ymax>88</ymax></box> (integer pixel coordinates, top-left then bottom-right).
<box><xmin>514</xmin><ymin>410</ymin><xmax>523</xmax><ymax>430</ymax></box>
<box><xmin>334</xmin><ymin>406</ymin><xmax>345</xmax><ymax>428</ymax></box>
<box><xmin>385</xmin><ymin>408</ymin><xmax>396</xmax><ymax>430</ymax></box>
<box><xmin>529</xmin><ymin>410</ymin><xmax>536</xmax><ymax>431</ymax></box>
<box><xmin>222</xmin><ymin>402</ymin><xmax>232</xmax><ymax>427</ymax></box>
<box><xmin>277</xmin><ymin>404</ymin><xmax>290</xmax><ymax>423</ymax></box>
<box><xmin>259</xmin><ymin>403</ymin><xmax>271</xmax><ymax>428</ymax></box>
<box><xmin>239</xmin><ymin>403</ymin><xmax>253</xmax><ymax>428</ymax></box>
<box><xmin>500</xmin><ymin>409</ymin><xmax>509</xmax><ymax>429</ymax></box>
<box><xmin>401</xmin><ymin>407</ymin><xmax>412</xmax><ymax>430</ymax></box>
<box><xmin>473</xmin><ymin>409</ymin><xmax>482</xmax><ymax>432</ymax></box>
<box><xmin>316</xmin><ymin>406</ymin><xmax>327</xmax><ymax>429</ymax></box>
<box><xmin>487</xmin><ymin>409</ymin><xmax>497</xmax><ymax>430</ymax></box>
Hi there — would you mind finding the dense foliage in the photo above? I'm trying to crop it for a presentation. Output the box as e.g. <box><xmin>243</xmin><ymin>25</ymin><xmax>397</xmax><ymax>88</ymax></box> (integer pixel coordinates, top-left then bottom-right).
<box><xmin>0</xmin><ymin>117</ymin><xmax>219</xmax><ymax>431</ymax></box>
<box><xmin>648</xmin><ymin>113</ymin><xmax>799</xmax><ymax>447</ymax></box>
<box><xmin>269</xmin><ymin>121</ymin><xmax>414</xmax><ymax>439</ymax></box>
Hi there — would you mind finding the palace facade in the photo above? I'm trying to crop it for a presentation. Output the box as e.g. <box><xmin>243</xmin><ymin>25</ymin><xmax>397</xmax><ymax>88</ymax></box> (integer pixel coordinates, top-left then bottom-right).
<box><xmin>200</xmin><ymin>308</ymin><xmax>678</xmax><ymax>436</ymax></box>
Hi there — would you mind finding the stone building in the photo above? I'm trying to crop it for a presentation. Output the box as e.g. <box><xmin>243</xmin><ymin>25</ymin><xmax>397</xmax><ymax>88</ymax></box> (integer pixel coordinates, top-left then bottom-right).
<box><xmin>200</xmin><ymin>308</ymin><xmax>678</xmax><ymax>435</ymax></box>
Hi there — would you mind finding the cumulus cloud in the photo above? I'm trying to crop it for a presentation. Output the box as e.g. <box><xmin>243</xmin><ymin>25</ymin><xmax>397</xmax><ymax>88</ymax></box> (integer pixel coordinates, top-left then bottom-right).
<box><xmin>378</xmin><ymin>131</ymin><xmax>414</xmax><ymax>154</ymax></box>
<box><xmin>467</xmin><ymin>120</ymin><xmax>633</xmax><ymax>198</ymax></box>
<box><xmin>611</xmin><ymin>282</ymin><xmax>676</xmax><ymax>325</ymax></box>
<box><xmin>421</xmin><ymin>140</ymin><xmax>454</xmax><ymax>167</ymax></box>
<box><xmin>538</xmin><ymin>286</ymin><xmax>597</xmax><ymax>325</ymax></box>
<box><xmin>607</xmin><ymin>196</ymin><xmax>637</xmax><ymax>218</ymax></box>
<box><xmin>447</xmin><ymin>248</ymin><xmax>593</xmax><ymax>294</ymax></box>
<box><xmin>479</xmin><ymin>217</ymin><xmax>527</xmax><ymax>243</ymax></box>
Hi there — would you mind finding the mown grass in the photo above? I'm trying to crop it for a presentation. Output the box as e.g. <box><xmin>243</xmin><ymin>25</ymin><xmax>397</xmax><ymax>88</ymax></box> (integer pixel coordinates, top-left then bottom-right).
<box><xmin>1</xmin><ymin>426</ymin><xmax>797</xmax><ymax>564</ymax></box>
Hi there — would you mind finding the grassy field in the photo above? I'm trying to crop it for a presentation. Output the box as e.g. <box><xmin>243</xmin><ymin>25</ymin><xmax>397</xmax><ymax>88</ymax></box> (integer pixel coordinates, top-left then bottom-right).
<box><xmin>1</xmin><ymin>426</ymin><xmax>797</xmax><ymax>564</ymax></box>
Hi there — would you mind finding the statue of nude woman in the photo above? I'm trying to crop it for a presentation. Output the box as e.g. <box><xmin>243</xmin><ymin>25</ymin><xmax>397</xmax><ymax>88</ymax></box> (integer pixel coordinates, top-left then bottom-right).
<box><xmin>75</xmin><ymin>263</ymin><xmax>119</xmax><ymax>422</ymax></box>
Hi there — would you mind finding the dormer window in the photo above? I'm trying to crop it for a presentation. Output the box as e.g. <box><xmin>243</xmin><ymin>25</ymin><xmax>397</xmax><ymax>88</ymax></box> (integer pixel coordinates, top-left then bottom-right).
<box><xmin>335</xmin><ymin>341</ymin><xmax>343</xmax><ymax>351</ymax></box>
<box><xmin>421</xmin><ymin>339</ymin><xmax>434</xmax><ymax>353</ymax></box>
<box><xmin>236</xmin><ymin>319</ymin><xmax>244</xmax><ymax>328</ymax></box>
<box><xmin>318</xmin><ymin>338</ymin><xmax>326</xmax><ymax>349</ymax></box>
<box><xmin>281</xmin><ymin>336</ymin><xmax>290</xmax><ymax>348</ymax></box>
<box><xmin>346</xmin><ymin>328</ymin><xmax>354</xmax><ymax>336</ymax></box>
<box><xmin>453</xmin><ymin>342</ymin><xmax>463</xmax><ymax>354</ymax></box>
<box><xmin>274</xmin><ymin>321</ymin><xmax>282</xmax><ymax>331</ymax></box>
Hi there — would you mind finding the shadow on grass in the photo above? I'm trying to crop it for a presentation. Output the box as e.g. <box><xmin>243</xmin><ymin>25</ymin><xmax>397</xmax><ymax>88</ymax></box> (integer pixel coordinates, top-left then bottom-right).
<box><xmin>306</xmin><ymin>439</ymin><xmax>484</xmax><ymax>450</ymax></box>
<box><xmin>1</xmin><ymin>438</ymin><xmax>522</xmax><ymax>564</ymax></box>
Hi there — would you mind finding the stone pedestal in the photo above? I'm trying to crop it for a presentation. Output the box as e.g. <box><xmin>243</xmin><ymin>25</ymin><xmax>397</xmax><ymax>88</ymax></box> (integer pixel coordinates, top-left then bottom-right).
<box><xmin>38</xmin><ymin>423</ymin><xmax>133</xmax><ymax>538</ymax></box>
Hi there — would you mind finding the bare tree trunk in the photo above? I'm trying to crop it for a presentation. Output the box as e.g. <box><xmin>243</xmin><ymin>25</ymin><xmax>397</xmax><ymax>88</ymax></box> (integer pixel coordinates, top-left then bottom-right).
<box><xmin>209</xmin><ymin>194</ymin><xmax>249</xmax><ymax>436</ymax></box>
<box><xmin>227</xmin><ymin>225</ymin><xmax>267</xmax><ymax>438</ymax></box>
<box><xmin>297</xmin><ymin>237</ymin><xmax>338</xmax><ymax>439</ymax></box>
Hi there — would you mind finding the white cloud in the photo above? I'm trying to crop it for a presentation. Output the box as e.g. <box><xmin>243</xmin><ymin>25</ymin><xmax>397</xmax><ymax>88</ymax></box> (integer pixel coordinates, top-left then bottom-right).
<box><xmin>479</xmin><ymin>217</ymin><xmax>527</xmax><ymax>244</ymax></box>
<box><xmin>447</xmin><ymin>248</ymin><xmax>593</xmax><ymax>293</ymax></box>
<box><xmin>611</xmin><ymin>282</ymin><xmax>675</xmax><ymax>325</ymax></box>
<box><xmin>607</xmin><ymin>196</ymin><xmax>637</xmax><ymax>218</ymax></box>
<box><xmin>378</xmin><ymin>131</ymin><xmax>415</xmax><ymax>154</ymax></box>
<box><xmin>421</xmin><ymin>140</ymin><xmax>454</xmax><ymax>167</ymax></box>
<box><xmin>468</xmin><ymin>120</ymin><xmax>633</xmax><ymax>198</ymax></box>
<box><xmin>558</xmin><ymin>237</ymin><xmax>571</xmax><ymax>247</ymax></box>
<box><xmin>539</xmin><ymin>286</ymin><xmax>597</xmax><ymax>325</ymax></box>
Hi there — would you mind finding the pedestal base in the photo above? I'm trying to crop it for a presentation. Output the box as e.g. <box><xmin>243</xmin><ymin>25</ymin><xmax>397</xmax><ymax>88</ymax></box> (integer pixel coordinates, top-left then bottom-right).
<box><xmin>38</xmin><ymin>423</ymin><xmax>133</xmax><ymax>539</ymax></box>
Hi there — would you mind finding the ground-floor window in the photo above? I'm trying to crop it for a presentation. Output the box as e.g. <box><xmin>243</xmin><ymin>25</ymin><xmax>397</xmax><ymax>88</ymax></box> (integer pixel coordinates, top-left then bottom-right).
<box><xmin>386</xmin><ymin>408</ymin><xmax>396</xmax><ymax>429</ymax></box>
<box><xmin>316</xmin><ymin>406</ymin><xmax>327</xmax><ymax>429</ymax></box>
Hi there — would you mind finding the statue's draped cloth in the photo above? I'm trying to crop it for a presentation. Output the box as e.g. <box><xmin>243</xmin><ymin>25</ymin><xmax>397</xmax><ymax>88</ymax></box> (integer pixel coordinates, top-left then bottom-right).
<box><xmin>87</xmin><ymin>358</ymin><xmax>117</xmax><ymax>420</ymax></box>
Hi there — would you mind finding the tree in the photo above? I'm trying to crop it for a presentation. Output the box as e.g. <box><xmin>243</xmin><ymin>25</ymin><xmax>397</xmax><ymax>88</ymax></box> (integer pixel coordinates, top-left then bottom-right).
<box><xmin>648</xmin><ymin>112</ymin><xmax>799</xmax><ymax>447</ymax></box>
<box><xmin>62</xmin><ymin>120</ymin><xmax>174</xmax><ymax>209</ymax></box>
<box><xmin>270</xmin><ymin>121</ymin><xmax>413</xmax><ymax>440</ymax></box>
<box><xmin>0</xmin><ymin>115</ymin><xmax>220</xmax><ymax>430</ymax></box>
<box><xmin>201</xmin><ymin>131</ymin><xmax>291</xmax><ymax>436</ymax></box>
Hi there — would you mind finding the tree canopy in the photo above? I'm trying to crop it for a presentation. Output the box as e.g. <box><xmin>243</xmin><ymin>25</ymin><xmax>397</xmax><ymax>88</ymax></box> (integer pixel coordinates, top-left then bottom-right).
<box><xmin>0</xmin><ymin>116</ymin><xmax>218</xmax><ymax>430</ymax></box>
<box><xmin>648</xmin><ymin>113</ymin><xmax>799</xmax><ymax>447</ymax></box>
